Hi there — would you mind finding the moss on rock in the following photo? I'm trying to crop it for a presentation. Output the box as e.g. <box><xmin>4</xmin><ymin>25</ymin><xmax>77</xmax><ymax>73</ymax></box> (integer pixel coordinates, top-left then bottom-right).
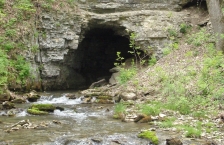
<box><xmin>30</xmin><ymin>104</ymin><xmax>56</xmax><ymax>112</ymax></box>
<box><xmin>137</xmin><ymin>130</ymin><xmax>159</xmax><ymax>145</ymax></box>
<box><xmin>27</xmin><ymin>104</ymin><xmax>56</xmax><ymax>115</ymax></box>
<box><xmin>27</xmin><ymin>108</ymin><xmax>49</xmax><ymax>115</ymax></box>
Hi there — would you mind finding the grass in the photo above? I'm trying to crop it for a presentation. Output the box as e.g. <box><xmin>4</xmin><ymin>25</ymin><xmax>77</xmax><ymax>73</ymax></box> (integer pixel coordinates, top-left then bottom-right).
<box><xmin>113</xmin><ymin>103</ymin><xmax>127</xmax><ymax>119</ymax></box>
<box><xmin>158</xmin><ymin>117</ymin><xmax>176</xmax><ymax>128</ymax></box>
<box><xmin>139</xmin><ymin>102</ymin><xmax>161</xmax><ymax>116</ymax></box>
<box><xmin>113</xmin><ymin>27</ymin><xmax>224</xmax><ymax>140</ymax></box>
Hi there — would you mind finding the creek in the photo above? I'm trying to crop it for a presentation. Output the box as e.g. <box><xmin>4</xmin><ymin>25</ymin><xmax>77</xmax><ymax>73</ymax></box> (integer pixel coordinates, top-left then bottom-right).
<box><xmin>0</xmin><ymin>91</ymin><xmax>208</xmax><ymax>145</ymax></box>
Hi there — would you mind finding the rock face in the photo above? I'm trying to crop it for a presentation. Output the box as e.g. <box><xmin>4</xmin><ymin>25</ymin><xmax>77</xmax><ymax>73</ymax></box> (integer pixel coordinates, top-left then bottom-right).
<box><xmin>35</xmin><ymin>0</ymin><xmax>190</xmax><ymax>90</ymax></box>
<box><xmin>78</xmin><ymin>0</ymin><xmax>192</xmax><ymax>13</ymax></box>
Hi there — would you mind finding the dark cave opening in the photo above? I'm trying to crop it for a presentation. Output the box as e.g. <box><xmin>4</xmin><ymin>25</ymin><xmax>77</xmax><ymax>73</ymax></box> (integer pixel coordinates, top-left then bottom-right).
<box><xmin>76</xmin><ymin>27</ymin><xmax>133</xmax><ymax>87</ymax></box>
<box><xmin>182</xmin><ymin>0</ymin><xmax>207</xmax><ymax>10</ymax></box>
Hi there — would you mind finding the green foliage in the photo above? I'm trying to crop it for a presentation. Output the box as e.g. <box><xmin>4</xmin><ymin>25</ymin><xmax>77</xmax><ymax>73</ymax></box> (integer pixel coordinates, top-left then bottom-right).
<box><xmin>159</xmin><ymin>117</ymin><xmax>176</xmax><ymax>128</ymax></box>
<box><xmin>148</xmin><ymin>55</ymin><xmax>157</xmax><ymax>66</ymax></box>
<box><xmin>118</xmin><ymin>67</ymin><xmax>136</xmax><ymax>84</ymax></box>
<box><xmin>182</xmin><ymin>125</ymin><xmax>202</xmax><ymax>138</ymax></box>
<box><xmin>113</xmin><ymin>103</ymin><xmax>126</xmax><ymax>119</ymax></box>
<box><xmin>0</xmin><ymin>0</ymin><xmax>5</xmax><ymax>9</ymax></box>
<box><xmin>14</xmin><ymin>0</ymin><xmax>35</xmax><ymax>12</ymax></box>
<box><xmin>114</xmin><ymin>51</ymin><xmax>124</xmax><ymax>67</ymax></box>
<box><xmin>166</xmin><ymin>96</ymin><xmax>191</xmax><ymax>115</ymax></box>
<box><xmin>5</xmin><ymin>29</ymin><xmax>17</xmax><ymax>37</ymax></box>
<box><xmin>180</xmin><ymin>23</ymin><xmax>191</xmax><ymax>34</ymax></box>
<box><xmin>139</xmin><ymin>104</ymin><xmax>161</xmax><ymax>116</ymax></box>
<box><xmin>0</xmin><ymin>50</ymin><xmax>8</xmax><ymax>92</ymax></box>
<box><xmin>15</xmin><ymin>56</ymin><xmax>30</xmax><ymax>80</ymax></box>
<box><xmin>137</xmin><ymin>130</ymin><xmax>158</xmax><ymax>145</ymax></box>
<box><xmin>3</xmin><ymin>41</ymin><xmax>15</xmax><ymax>52</ymax></box>
<box><xmin>167</xmin><ymin>27</ymin><xmax>178</xmax><ymax>38</ymax></box>
<box><xmin>163</xmin><ymin>42</ymin><xmax>179</xmax><ymax>56</ymax></box>
<box><xmin>187</xmin><ymin>28</ymin><xmax>212</xmax><ymax>46</ymax></box>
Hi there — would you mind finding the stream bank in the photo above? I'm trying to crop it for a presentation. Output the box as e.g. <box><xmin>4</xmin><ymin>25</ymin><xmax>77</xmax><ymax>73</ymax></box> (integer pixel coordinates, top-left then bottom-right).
<box><xmin>0</xmin><ymin>91</ymin><xmax>222</xmax><ymax>145</ymax></box>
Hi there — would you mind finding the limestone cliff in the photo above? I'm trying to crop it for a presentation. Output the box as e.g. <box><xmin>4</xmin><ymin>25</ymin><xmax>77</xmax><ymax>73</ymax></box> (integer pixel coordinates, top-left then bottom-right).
<box><xmin>33</xmin><ymin>0</ymin><xmax>193</xmax><ymax>90</ymax></box>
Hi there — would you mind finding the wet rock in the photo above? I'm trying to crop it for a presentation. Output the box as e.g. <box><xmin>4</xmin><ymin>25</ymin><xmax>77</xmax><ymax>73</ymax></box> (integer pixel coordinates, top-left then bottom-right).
<box><xmin>134</xmin><ymin>114</ymin><xmax>146</xmax><ymax>122</ymax></box>
<box><xmin>134</xmin><ymin>114</ymin><xmax>152</xmax><ymax>123</ymax></box>
<box><xmin>56</xmin><ymin>106</ymin><xmax>64</xmax><ymax>111</ymax></box>
<box><xmin>2</xmin><ymin>101</ymin><xmax>15</xmax><ymax>110</ymax></box>
<box><xmin>82</xmin><ymin>97</ymin><xmax>92</xmax><ymax>103</ymax></box>
<box><xmin>5</xmin><ymin>119</ymin><xmax>38</xmax><ymax>133</ymax></box>
<box><xmin>138</xmin><ymin>116</ymin><xmax>152</xmax><ymax>123</ymax></box>
<box><xmin>89</xmin><ymin>79</ymin><xmax>107</xmax><ymax>89</ymax></box>
<box><xmin>0</xmin><ymin>91</ymin><xmax>10</xmax><ymax>103</ymax></box>
<box><xmin>120</xmin><ymin>92</ymin><xmax>137</xmax><ymax>101</ymax></box>
<box><xmin>66</xmin><ymin>93</ymin><xmax>77</xmax><ymax>99</ymax></box>
<box><xmin>91</xmin><ymin>137</ymin><xmax>102</xmax><ymax>143</ymax></box>
<box><xmin>96</xmin><ymin>99</ymin><xmax>114</xmax><ymax>104</ymax></box>
<box><xmin>11</xmin><ymin>98</ymin><xmax>26</xmax><ymax>104</ymax></box>
<box><xmin>27</xmin><ymin>91</ymin><xmax>41</xmax><ymax>102</ymax></box>
<box><xmin>53</xmin><ymin>120</ymin><xmax>62</xmax><ymax>124</ymax></box>
<box><xmin>27</xmin><ymin>104</ymin><xmax>56</xmax><ymax>115</ymax></box>
<box><xmin>166</xmin><ymin>138</ymin><xmax>183</xmax><ymax>145</ymax></box>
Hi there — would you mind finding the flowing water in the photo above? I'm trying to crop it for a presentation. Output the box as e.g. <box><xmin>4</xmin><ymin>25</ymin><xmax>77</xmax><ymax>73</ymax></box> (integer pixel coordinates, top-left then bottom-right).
<box><xmin>0</xmin><ymin>91</ymin><xmax>212</xmax><ymax>145</ymax></box>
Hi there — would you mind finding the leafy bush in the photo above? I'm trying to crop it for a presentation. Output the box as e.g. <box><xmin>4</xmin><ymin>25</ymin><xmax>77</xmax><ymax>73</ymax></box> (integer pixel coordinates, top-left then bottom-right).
<box><xmin>0</xmin><ymin>50</ymin><xmax>8</xmax><ymax>93</ymax></box>
<box><xmin>0</xmin><ymin>0</ymin><xmax>5</xmax><ymax>9</ymax></box>
<box><xmin>118</xmin><ymin>67</ymin><xmax>136</xmax><ymax>84</ymax></box>
<box><xmin>180</xmin><ymin>23</ymin><xmax>191</xmax><ymax>34</ymax></box>
<box><xmin>148</xmin><ymin>55</ymin><xmax>157</xmax><ymax>66</ymax></box>
<box><xmin>187</xmin><ymin>28</ymin><xmax>212</xmax><ymax>46</ymax></box>
<box><xmin>113</xmin><ymin>103</ymin><xmax>127</xmax><ymax>119</ymax></box>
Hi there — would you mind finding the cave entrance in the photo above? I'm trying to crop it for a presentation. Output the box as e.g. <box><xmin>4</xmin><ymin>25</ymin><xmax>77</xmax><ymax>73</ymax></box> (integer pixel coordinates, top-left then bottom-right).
<box><xmin>77</xmin><ymin>27</ymin><xmax>133</xmax><ymax>87</ymax></box>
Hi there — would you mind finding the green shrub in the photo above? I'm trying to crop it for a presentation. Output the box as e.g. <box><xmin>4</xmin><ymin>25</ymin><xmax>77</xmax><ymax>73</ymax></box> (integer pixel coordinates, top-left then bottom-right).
<box><xmin>140</xmin><ymin>104</ymin><xmax>160</xmax><ymax>116</ymax></box>
<box><xmin>187</xmin><ymin>28</ymin><xmax>212</xmax><ymax>46</ymax></box>
<box><xmin>14</xmin><ymin>0</ymin><xmax>35</xmax><ymax>12</ymax></box>
<box><xmin>118</xmin><ymin>67</ymin><xmax>136</xmax><ymax>84</ymax></box>
<box><xmin>0</xmin><ymin>50</ymin><xmax>8</xmax><ymax>93</ymax></box>
<box><xmin>180</xmin><ymin>23</ymin><xmax>191</xmax><ymax>34</ymax></box>
<box><xmin>183</xmin><ymin>126</ymin><xmax>201</xmax><ymax>138</ymax></box>
<box><xmin>148</xmin><ymin>55</ymin><xmax>157</xmax><ymax>66</ymax></box>
<box><xmin>159</xmin><ymin>117</ymin><xmax>176</xmax><ymax>128</ymax></box>
<box><xmin>167</xmin><ymin>28</ymin><xmax>178</xmax><ymax>37</ymax></box>
<box><xmin>12</xmin><ymin>55</ymin><xmax>30</xmax><ymax>84</ymax></box>
<box><xmin>0</xmin><ymin>0</ymin><xmax>5</xmax><ymax>9</ymax></box>
<box><xmin>113</xmin><ymin>103</ymin><xmax>126</xmax><ymax>119</ymax></box>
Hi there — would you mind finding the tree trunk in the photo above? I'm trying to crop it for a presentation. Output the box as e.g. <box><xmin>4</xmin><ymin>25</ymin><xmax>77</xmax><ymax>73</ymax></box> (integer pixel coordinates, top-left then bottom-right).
<box><xmin>206</xmin><ymin>0</ymin><xmax>224</xmax><ymax>51</ymax></box>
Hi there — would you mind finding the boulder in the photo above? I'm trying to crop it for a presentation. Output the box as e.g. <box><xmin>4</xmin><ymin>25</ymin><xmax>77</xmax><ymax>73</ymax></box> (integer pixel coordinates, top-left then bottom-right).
<box><xmin>109</xmin><ymin>72</ymin><xmax>119</xmax><ymax>85</ymax></box>
<box><xmin>166</xmin><ymin>138</ymin><xmax>183</xmax><ymax>145</ymax></box>
<box><xmin>89</xmin><ymin>79</ymin><xmax>107</xmax><ymax>89</ymax></box>
<box><xmin>134</xmin><ymin>114</ymin><xmax>152</xmax><ymax>123</ymax></box>
<box><xmin>2</xmin><ymin>101</ymin><xmax>15</xmax><ymax>110</ymax></box>
<box><xmin>11</xmin><ymin>98</ymin><xmax>26</xmax><ymax>104</ymax></box>
<box><xmin>0</xmin><ymin>90</ymin><xmax>10</xmax><ymax>103</ymax></box>
<box><xmin>27</xmin><ymin>91</ymin><xmax>41</xmax><ymax>102</ymax></box>
<box><xmin>66</xmin><ymin>93</ymin><xmax>77</xmax><ymax>99</ymax></box>
<box><xmin>120</xmin><ymin>92</ymin><xmax>137</xmax><ymax>101</ymax></box>
<box><xmin>27</xmin><ymin>104</ymin><xmax>56</xmax><ymax>115</ymax></box>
